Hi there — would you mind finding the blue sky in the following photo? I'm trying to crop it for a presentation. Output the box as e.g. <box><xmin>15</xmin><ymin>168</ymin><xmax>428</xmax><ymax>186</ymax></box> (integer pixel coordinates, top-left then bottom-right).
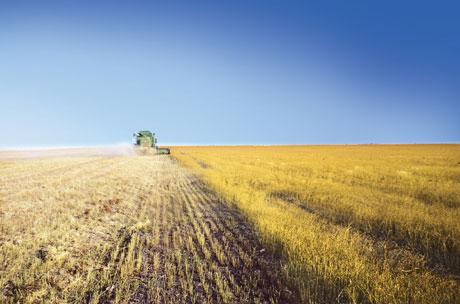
<box><xmin>1</xmin><ymin>0</ymin><xmax>459</xmax><ymax>147</ymax></box>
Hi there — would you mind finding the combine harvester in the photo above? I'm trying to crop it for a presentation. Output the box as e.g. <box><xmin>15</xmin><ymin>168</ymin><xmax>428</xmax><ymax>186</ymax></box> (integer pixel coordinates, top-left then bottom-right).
<box><xmin>132</xmin><ymin>131</ymin><xmax>170</xmax><ymax>155</ymax></box>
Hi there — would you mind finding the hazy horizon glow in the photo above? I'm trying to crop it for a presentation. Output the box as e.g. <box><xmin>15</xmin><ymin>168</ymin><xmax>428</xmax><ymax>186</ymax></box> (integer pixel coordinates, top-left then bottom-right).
<box><xmin>1</xmin><ymin>0</ymin><xmax>459</xmax><ymax>147</ymax></box>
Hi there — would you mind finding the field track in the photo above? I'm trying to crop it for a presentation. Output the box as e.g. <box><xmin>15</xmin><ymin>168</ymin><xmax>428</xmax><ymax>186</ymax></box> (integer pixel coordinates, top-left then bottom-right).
<box><xmin>0</xmin><ymin>153</ymin><xmax>295</xmax><ymax>303</ymax></box>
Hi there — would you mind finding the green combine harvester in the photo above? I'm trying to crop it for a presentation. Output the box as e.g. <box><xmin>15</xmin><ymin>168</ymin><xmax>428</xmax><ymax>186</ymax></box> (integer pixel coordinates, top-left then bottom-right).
<box><xmin>132</xmin><ymin>131</ymin><xmax>170</xmax><ymax>155</ymax></box>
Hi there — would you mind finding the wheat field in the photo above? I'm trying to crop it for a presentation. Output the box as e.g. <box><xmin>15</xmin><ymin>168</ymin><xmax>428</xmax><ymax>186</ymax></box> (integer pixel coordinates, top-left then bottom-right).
<box><xmin>0</xmin><ymin>151</ymin><xmax>294</xmax><ymax>303</ymax></box>
<box><xmin>172</xmin><ymin>144</ymin><xmax>460</xmax><ymax>303</ymax></box>
<box><xmin>2</xmin><ymin>145</ymin><xmax>459</xmax><ymax>303</ymax></box>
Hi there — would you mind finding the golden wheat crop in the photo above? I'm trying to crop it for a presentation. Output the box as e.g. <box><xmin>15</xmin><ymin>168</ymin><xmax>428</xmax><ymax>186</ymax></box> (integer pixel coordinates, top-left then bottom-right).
<box><xmin>172</xmin><ymin>144</ymin><xmax>460</xmax><ymax>303</ymax></box>
<box><xmin>0</xmin><ymin>152</ymin><xmax>294</xmax><ymax>303</ymax></box>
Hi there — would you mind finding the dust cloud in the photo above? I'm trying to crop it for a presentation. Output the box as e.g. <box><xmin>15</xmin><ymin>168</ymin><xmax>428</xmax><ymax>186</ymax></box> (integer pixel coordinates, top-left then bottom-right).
<box><xmin>0</xmin><ymin>143</ymin><xmax>137</xmax><ymax>161</ymax></box>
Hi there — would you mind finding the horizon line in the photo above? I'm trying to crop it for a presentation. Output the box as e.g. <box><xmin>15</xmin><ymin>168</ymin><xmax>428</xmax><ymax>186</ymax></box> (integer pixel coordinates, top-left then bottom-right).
<box><xmin>1</xmin><ymin>142</ymin><xmax>459</xmax><ymax>151</ymax></box>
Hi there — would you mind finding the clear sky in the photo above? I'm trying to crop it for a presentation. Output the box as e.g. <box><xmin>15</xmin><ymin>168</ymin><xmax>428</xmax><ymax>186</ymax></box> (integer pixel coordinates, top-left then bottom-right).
<box><xmin>1</xmin><ymin>0</ymin><xmax>459</xmax><ymax>147</ymax></box>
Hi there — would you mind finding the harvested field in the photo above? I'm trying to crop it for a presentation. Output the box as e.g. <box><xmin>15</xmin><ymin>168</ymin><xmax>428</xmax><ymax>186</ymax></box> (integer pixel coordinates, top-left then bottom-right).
<box><xmin>0</xmin><ymin>146</ymin><xmax>137</xmax><ymax>161</ymax></box>
<box><xmin>0</xmin><ymin>153</ymin><xmax>295</xmax><ymax>303</ymax></box>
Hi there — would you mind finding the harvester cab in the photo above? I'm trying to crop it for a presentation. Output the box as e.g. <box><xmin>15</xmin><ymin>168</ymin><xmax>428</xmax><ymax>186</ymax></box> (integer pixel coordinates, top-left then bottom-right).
<box><xmin>133</xmin><ymin>131</ymin><xmax>170</xmax><ymax>155</ymax></box>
